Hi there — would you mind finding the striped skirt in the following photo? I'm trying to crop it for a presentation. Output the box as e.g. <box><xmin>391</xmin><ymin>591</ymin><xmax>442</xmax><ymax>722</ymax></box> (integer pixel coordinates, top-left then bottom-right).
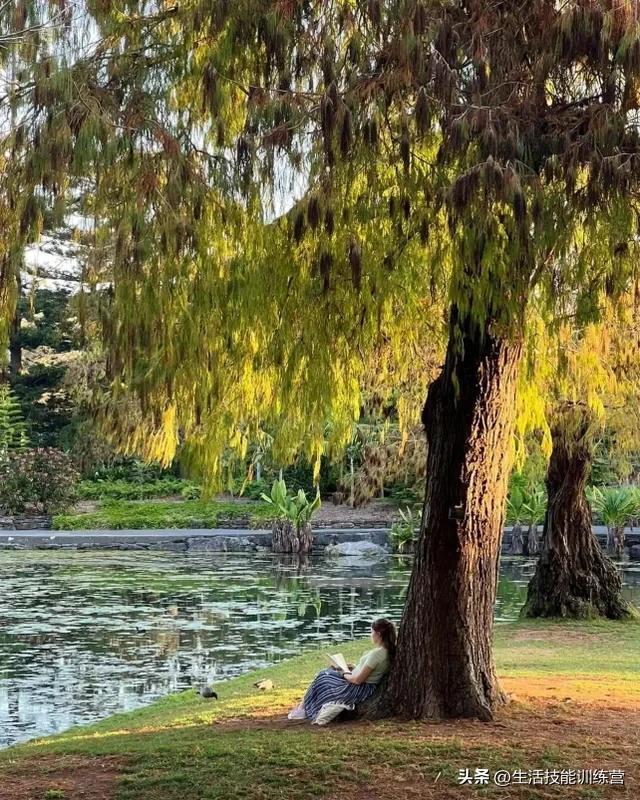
<box><xmin>302</xmin><ymin>669</ymin><xmax>377</xmax><ymax>721</ymax></box>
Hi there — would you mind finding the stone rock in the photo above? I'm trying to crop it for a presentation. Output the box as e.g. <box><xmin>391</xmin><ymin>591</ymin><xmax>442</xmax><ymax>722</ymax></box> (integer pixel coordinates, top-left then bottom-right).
<box><xmin>14</xmin><ymin>516</ymin><xmax>52</xmax><ymax>530</ymax></box>
<box><xmin>187</xmin><ymin>535</ymin><xmax>266</xmax><ymax>552</ymax></box>
<box><xmin>0</xmin><ymin>516</ymin><xmax>16</xmax><ymax>530</ymax></box>
<box><xmin>629</xmin><ymin>544</ymin><xmax>640</xmax><ymax>560</ymax></box>
<box><xmin>325</xmin><ymin>541</ymin><xmax>388</xmax><ymax>559</ymax></box>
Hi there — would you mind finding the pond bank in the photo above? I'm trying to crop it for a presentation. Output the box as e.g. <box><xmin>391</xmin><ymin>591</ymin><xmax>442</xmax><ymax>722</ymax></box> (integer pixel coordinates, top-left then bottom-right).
<box><xmin>1</xmin><ymin>525</ymin><xmax>640</xmax><ymax>554</ymax></box>
<box><xmin>0</xmin><ymin>527</ymin><xmax>390</xmax><ymax>551</ymax></box>
<box><xmin>1</xmin><ymin>620</ymin><xmax>638</xmax><ymax>800</ymax></box>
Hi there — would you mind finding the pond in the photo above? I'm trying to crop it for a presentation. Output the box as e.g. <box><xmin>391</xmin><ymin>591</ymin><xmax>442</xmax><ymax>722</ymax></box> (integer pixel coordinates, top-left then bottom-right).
<box><xmin>1</xmin><ymin>550</ymin><xmax>639</xmax><ymax>748</ymax></box>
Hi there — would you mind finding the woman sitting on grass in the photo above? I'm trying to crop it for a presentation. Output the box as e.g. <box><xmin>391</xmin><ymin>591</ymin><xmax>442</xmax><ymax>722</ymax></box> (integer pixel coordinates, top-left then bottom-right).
<box><xmin>287</xmin><ymin>618</ymin><xmax>397</xmax><ymax>722</ymax></box>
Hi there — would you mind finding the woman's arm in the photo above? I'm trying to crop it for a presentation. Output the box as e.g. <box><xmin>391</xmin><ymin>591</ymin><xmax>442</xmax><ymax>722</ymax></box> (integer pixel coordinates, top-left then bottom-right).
<box><xmin>343</xmin><ymin>665</ymin><xmax>373</xmax><ymax>685</ymax></box>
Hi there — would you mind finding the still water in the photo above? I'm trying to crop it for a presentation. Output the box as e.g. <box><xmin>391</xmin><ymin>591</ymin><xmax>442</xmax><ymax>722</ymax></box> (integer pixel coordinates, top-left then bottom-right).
<box><xmin>1</xmin><ymin>550</ymin><xmax>639</xmax><ymax>748</ymax></box>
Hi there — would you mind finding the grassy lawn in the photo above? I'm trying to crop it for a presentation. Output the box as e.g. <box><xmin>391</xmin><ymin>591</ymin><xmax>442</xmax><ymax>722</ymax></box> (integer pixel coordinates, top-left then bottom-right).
<box><xmin>52</xmin><ymin>500</ymin><xmax>276</xmax><ymax>530</ymax></box>
<box><xmin>1</xmin><ymin>619</ymin><xmax>639</xmax><ymax>799</ymax></box>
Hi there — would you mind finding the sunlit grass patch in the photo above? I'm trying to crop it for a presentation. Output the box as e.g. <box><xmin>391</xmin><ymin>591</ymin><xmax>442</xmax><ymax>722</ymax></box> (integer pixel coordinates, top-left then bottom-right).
<box><xmin>1</xmin><ymin>620</ymin><xmax>638</xmax><ymax>799</ymax></box>
<box><xmin>53</xmin><ymin>499</ymin><xmax>276</xmax><ymax>530</ymax></box>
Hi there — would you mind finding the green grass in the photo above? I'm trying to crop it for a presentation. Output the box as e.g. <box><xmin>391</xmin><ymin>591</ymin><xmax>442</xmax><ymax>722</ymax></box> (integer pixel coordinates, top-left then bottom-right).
<box><xmin>2</xmin><ymin>619</ymin><xmax>639</xmax><ymax>799</ymax></box>
<box><xmin>53</xmin><ymin>499</ymin><xmax>276</xmax><ymax>530</ymax></box>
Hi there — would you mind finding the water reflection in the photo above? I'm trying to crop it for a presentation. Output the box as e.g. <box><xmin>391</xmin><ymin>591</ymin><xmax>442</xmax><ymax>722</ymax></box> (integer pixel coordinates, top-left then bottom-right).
<box><xmin>0</xmin><ymin>550</ymin><xmax>638</xmax><ymax>748</ymax></box>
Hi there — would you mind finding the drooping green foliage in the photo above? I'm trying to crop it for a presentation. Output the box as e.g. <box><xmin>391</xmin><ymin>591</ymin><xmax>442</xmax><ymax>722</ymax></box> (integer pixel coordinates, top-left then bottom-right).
<box><xmin>3</xmin><ymin>1</ymin><xmax>640</xmax><ymax>484</ymax></box>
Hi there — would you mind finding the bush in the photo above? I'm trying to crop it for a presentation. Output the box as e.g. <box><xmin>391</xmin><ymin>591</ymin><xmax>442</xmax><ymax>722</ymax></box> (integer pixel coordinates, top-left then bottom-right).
<box><xmin>179</xmin><ymin>482</ymin><xmax>202</xmax><ymax>500</ymax></box>
<box><xmin>0</xmin><ymin>448</ymin><xmax>79</xmax><ymax>514</ymax></box>
<box><xmin>87</xmin><ymin>458</ymin><xmax>175</xmax><ymax>483</ymax></box>
<box><xmin>260</xmin><ymin>479</ymin><xmax>321</xmax><ymax>530</ymax></box>
<box><xmin>387</xmin><ymin>483</ymin><xmax>423</xmax><ymax>506</ymax></box>
<box><xmin>388</xmin><ymin>506</ymin><xmax>420</xmax><ymax>553</ymax></box>
<box><xmin>0</xmin><ymin>386</ymin><xmax>28</xmax><ymax>455</ymax></box>
<box><xmin>53</xmin><ymin>499</ymin><xmax>276</xmax><ymax>530</ymax></box>
<box><xmin>78</xmin><ymin>477</ymin><xmax>189</xmax><ymax>501</ymax></box>
<box><xmin>239</xmin><ymin>478</ymin><xmax>270</xmax><ymax>500</ymax></box>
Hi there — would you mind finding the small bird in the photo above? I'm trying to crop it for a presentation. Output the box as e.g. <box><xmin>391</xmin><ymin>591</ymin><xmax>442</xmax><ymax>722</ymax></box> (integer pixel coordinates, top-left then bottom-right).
<box><xmin>254</xmin><ymin>679</ymin><xmax>274</xmax><ymax>692</ymax></box>
<box><xmin>199</xmin><ymin>686</ymin><xmax>218</xmax><ymax>699</ymax></box>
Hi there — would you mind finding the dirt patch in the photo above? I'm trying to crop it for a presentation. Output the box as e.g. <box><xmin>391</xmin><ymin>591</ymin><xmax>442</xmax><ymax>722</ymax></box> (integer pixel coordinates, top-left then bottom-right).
<box><xmin>215</xmin><ymin>697</ymin><xmax>639</xmax><ymax>798</ymax></box>
<box><xmin>0</xmin><ymin>755</ymin><xmax>125</xmax><ymax>800</ymax></box>
<box><xmin>313</xmin><ymin>499</ymin><xmax>398</xmax><ymax>527</ymax></box>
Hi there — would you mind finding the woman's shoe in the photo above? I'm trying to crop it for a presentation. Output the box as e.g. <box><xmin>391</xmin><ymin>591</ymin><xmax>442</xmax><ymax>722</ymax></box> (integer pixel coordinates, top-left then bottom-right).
<box><xmin>287</xmin><ymin>704</ymin><xmax>307</xmax><ymax>720</ymax></box>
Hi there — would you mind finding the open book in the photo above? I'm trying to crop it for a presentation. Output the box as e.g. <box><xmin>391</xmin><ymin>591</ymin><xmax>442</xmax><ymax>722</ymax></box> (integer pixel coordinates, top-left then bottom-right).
<box><xmin>326</xmin><ymin>652</ymin><xmax>349</xmax><ymax>672</ymax></box>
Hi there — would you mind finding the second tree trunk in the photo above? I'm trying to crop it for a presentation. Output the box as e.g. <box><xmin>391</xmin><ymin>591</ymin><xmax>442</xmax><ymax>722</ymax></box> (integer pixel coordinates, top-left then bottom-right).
<box><xmin>523</xmin><ymin>405</ymin><xmax>635</xmax><ymax>620</ymax></box>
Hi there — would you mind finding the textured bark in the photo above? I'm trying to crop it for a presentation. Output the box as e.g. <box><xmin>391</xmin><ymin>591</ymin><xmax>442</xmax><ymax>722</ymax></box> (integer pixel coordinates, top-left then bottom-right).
<box><xmin>523</xmin><ymin>407</ymin><xmax>635</xmax><ymax>620</ymax></box>
<box><xmin>271</xmin><ymin>520</ymin><xmax>313</xmax><ymax>553</ymax></box>
<box><xmin>509</xmin><ymin>523</ymin><xmax>524</xmax><ymax>555</ymax></box>
<box><xmin>526</xmin><ymin>524</ymin><xmax>540</xmax><ymax>556</ymax></box>
<box><xmin>9</xmin><ymin>275</ymin><xmax>21</xmax><ymax>376</ymax></box>
<box><xmin>370</xmin><ymin>307</ymin><xmax>523</xmax><ymax>721</ymax></box>
<box><xmin>606</xmin><ymin>525</ymin><xmax>625</xmax><ymax>559</ymax></box>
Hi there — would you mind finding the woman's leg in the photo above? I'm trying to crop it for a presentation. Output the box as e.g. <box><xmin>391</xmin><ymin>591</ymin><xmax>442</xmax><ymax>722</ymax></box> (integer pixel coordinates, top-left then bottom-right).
<box><xmin>301</xmin><ymin>669</ymin><xmax>348</xmax><ymax>721</ymax></box>
<box><xmin>288</xmin><ymin>669</ymin><xmax>333</xmax><ymax>720</ymax></box>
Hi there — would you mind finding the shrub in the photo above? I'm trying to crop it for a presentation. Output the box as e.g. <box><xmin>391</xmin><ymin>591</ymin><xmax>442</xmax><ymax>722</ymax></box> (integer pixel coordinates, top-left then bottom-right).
<box><xmin>0</xmin><ymin>386</ymin><xmax>28</xmax><ymax>456</ymax></box>
<box><xmin>78</xmin><ymin>477</ymin><xmax>189</xmax><ymax>500</ymax></box>
<box><xmin>238</xmin><ymin>478</ymin><xmax>269</xmax><ymax>500</ymax></box>
<box><xmin>0</xmin><ymin>448</ymin><xmax>79</xmax><ymax>514</ymax></box>
<box><xmin>53</xmin><ymin>499</ymin><xmax>276</xmax><ymax>530</ymax></box>
<box><xmin>388</xmin><ymin>506</ymin><xmax>419</xmax><ymax>553</ymax></box>
<box><xmin>179</xmin><ymin>482</ymin><xmax>202</xmax><ymax>500</ymax></box>
<box><xmin>388</xmin><ymin>483</ymin><xmax>422</xmax><ymax>506</ymax></box>
<box><xmin>87</xmin><ymin>458</ymin><xmax>174</xmax><ymax>483</ymax></box>
<box><xmin>260</xmin><ymin>479</ymin><xmax>321</xmax><ymax>531</ymax></box>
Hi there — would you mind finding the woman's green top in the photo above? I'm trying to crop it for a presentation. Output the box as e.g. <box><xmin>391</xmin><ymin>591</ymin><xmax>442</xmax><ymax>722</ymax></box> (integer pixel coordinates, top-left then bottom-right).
<box><xmin>355</xmin><ymin>646</ymin><xmax>390</xmax><ymax>684</ymax></box>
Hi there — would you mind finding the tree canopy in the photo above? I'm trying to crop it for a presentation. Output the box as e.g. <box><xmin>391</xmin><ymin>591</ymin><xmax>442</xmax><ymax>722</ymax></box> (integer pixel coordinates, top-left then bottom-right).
<box><xmin>2</xmin><ymin>1</ymin><xmax>640</xmax><ymax>483</ymax></box>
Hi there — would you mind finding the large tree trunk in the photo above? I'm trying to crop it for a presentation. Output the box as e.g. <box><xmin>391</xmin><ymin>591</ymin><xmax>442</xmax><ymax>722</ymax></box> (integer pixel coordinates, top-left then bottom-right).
<box><xmin>523</xmin><ymin>405</ymin><xmax>635</xmax><ymax>620</ymax></box>
<box><xmin>372</xmin><ymin>307</ymin><xmax>523</xmax><ymax>721</ymax></box>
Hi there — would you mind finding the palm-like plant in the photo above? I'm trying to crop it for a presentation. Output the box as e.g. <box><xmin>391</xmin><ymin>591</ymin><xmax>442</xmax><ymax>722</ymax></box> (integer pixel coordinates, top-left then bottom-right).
<box><xmin>389</xmin><ymin>506</ymin><xmax>419</xmax><ymax>553</ymax></box>
<box><xmin>587</xmin><ymin>486</ymin><xmax>640</xmax><ymax>558</ymax></box>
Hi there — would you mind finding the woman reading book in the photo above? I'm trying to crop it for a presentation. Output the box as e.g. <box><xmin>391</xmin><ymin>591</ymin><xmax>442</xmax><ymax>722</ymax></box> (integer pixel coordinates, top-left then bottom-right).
<box><xmin>287</xmin><ymin>618</ymin><xmax>396</xmax><ymax>721</ymax></box>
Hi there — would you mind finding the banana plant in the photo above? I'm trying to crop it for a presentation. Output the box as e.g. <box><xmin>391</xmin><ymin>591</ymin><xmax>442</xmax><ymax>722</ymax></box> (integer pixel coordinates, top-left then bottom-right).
<box><xmin>260</xmin><ymin>478</ymin><xmax>321</xmax><ymax>531</ymax></box>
